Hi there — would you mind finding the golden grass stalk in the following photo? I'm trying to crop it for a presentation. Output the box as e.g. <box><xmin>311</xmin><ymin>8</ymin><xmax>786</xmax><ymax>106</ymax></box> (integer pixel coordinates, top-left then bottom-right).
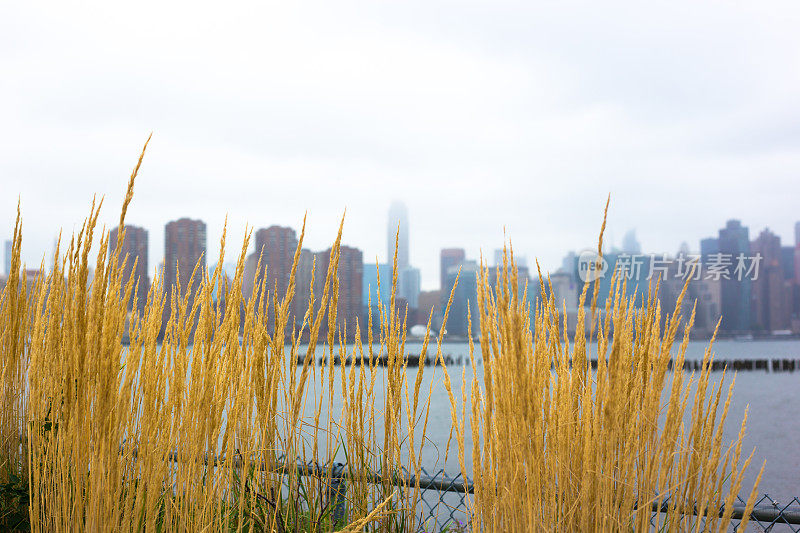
<box><xmin>1</xmin><ymin>141</ymin><xmax>763</xmax><ymax>532</ymax></box>
<box><xmin>444</xmin><ymin>206</ymin><xmax>763</xmax><ymax>532</ymax></box>
<box><xmin>1</xmin><ymin>139</ymin><xmax>451</xmax><ymax>532</ymax></box>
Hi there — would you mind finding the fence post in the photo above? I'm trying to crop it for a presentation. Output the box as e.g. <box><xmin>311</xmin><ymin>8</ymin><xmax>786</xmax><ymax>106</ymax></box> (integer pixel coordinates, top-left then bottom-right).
<box><xmin>330</xmin><ymin>462</ymin><xmax>346</xmax><ymax>524</ymax></box>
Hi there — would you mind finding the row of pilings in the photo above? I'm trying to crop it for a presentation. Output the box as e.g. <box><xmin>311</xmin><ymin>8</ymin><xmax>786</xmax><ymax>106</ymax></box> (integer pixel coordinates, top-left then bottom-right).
<box><xmin>306</xmin><ymin>354</ymin><xmax>468</xmax><ymax>367</ymax></box>
<box><xmin>302</xmin><ymin>355</ymin><xmax>799</xmax><ymax>371</ymax></box>
<box><xmin>588</xmin><ymin>358</ymin><xmax>799</xmax><ymax>372</ymax></box>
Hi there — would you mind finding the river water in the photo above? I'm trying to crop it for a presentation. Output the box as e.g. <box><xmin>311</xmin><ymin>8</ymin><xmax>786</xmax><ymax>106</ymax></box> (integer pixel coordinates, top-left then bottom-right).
<box><xmin>297</xmin><ymin>339</ymin><xmax>800</xmax><ymax>502</ymax></box>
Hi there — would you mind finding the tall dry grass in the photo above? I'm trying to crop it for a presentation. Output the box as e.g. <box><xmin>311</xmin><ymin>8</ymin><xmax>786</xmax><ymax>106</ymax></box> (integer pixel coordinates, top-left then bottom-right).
<box><xmin>0</xmin><ymin>141</ymin><xmax>763</xmax><ymax>532</ymax></box>
<box><xmin>1</xmin><ymin>139</ymin><xmax>444</xmax><ymax>532</ymax></box>
<box><xmin>443</xmin><ymin>201</ymin><xmax>764</xmax><ymax>532</ymax></box>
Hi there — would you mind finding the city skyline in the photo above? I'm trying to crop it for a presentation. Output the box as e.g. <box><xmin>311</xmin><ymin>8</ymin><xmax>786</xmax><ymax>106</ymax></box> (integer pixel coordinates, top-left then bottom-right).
<box><xmin>7</xmin><ymin>206</ymin><xmax>800</xmax><ymax>291</ymax></box>
<box><xmin>3</xmin><ymin>2</ymin><xmax>800</xmax><ymax>291</ymax></box>
<box><xmin>5</xmin><ymin>205</ymin><xmax>800</xmax><ymax>337</ymax></box>
<box><xmin>5</xmin><ymin>209</ymin><xmax>800</xmax><ymax>293</ymax></box>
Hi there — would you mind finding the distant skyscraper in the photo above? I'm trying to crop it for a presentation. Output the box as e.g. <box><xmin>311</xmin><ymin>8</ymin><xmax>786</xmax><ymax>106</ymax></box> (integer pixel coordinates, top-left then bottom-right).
<box><xmin>694</xmin><ymin>278</ymin><xmax>722</xmax><ymax>337</ymax></box>
<box><xmin>387</xmin><ymin>201</ymin><xmax>409</xmax><ymax>270</ymax></box>
<box><xmin>561</xmin><ymin>251</ymin><xmax>577</xmax><ymax>275</ymax></box>
<box><xmin>254</xmin><ymin>225</ymin><xmax>298</xmax><ymax>316</ymax></box>
<box><xmin>717</xmin><ymin>220</ymin><xmax>751</xmax><ymax>333</ymax></box>
<box><xmin>3</xmin><ymin>240</ymin><xmax>11</xmax><ymax>276</ymax></box>
<box><xmin>316</xmin><ymin>245</ymin><xmax>363</xmax><ymax>334</ymax></box>
<box><xmin>493</xmin><ymin>249</ymin><xmax>528</xmax><ymax>269</ymax></box>
<box><xmin>700</xmin><ymin>237</ymin><xmax>719</xmax><ymax>260</ymax></box>
<box><xmin>780</xmin><ymin>246</ymin><xmax>795</xmax><ymax>280</ymax></box>
<box><xmin>443</xmin><ymin>260</ymin><xmax>478</xmax><ymax>337</ymax></box>
<box><xmin>398</xmin><ymin>267</ymin><xmax>421</xmax><ymax>309</ymax></box>
<box><xmin>164</xmin><ymin>218</ymin><xmax>207</xmax><ymax>297</ymax></box>
<box><xmin>362</xmin><ymin>261</ymin><xmax>393</xmax><ymax>327</ymax></box>
<box><xmin>795</xmin><ymin>221</ymin><xmax>800</xmax><ymax>247</ymax></box>
<box><xmin>621</xmin><ymin>229</ymin><xmax>641</xmax><ymax>254</ymax></box>
<box><xmin>751</xmin><ymin>228</ymin><xmax>790</xmax><ymax>331</ymax></box>
<box><xmin>293</xmin><ymin>248</ymin><xmax>316</xmax><ymax>327</ymax></box>
<box><xmin>549</xmin><ymin>271</ymin><xmax>578</xmax><ymax>310</ymax></box>
<box><xmin>242</xmin><ymin>252</ymin><xmax>258</xmax><ymax>301</ymax></box>
<box><xmin>109</xmin><ymin>225</ymin><xmax>149</xmax><ymax>312</ymax></box>
<box><xmin>417</xmin><ymin>289</ymin><xmax>443</xmax><ymax>329</ymax></box>
<box><xmin>440</xmin><ymin>248</ymin><xmax>465</xmax><ymax>292</ymax></box>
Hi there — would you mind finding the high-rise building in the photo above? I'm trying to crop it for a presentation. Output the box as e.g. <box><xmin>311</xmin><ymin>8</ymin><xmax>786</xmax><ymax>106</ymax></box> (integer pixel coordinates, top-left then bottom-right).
<box><xmin>561</xmin><ymin>251</ymin><xmax>577</xmax><ymax>275</ymax></box>
<box><xmin>253</xmin><ymin>225</ymin><xmax>298</xmax><ymax>315</ymax></box>
<box><xmin>241</xmin><ymin>252</ymin><xmax>258</xmax><ymax>301</ymax></box>
<box><xmin>440</xmin><ymin>248</ymin><xmax>465</xmax><ymax>292</ymax></box>
<box><xmin>164</xmin><ymin>218</ymin><xmax>207</xmax><ymax>298</ymax></box>
<box><xmin>493</xmin><ymin>249</ymin><xmax>528</xmax><ymax>269</ymax></box>
<box><xmin>362</xmin><ymin>262</ymin><xmax>392</xmax><ymax>309</ymax></box>
<box><xmin>795</xmin><ymin>222</ymin><xmax>800</xmax><ymax>247</ymax></box>
<box><xmin>316</xmin><ymin>245</ymin><xmax>363</xmax><ymax>335</ymax></box>
<box><xmin>549</xmin><ymin>270</ymin><xmax>578</xmax><ymax>310</ymax></box>
<box><xmin>443</xmin><ymin>260</ymin><xmax>478</xmax><ymax>337</ymax></box>
<box><xmin>794</xmin><ymin>222</ymin><xmax>800</xmax><ymax>288</ymax></box>
<box><xmin>398</xmin><ymin>267</ymin><xmax>421</xmax><ymax>309</ymax></box>
<box><xmin>362</xmin><ymin>261</ymin><xmax>393</xmax><ymax>330</ymax></box>
<box><xmin>751</xmin><ymin>228</ymin><xmax>790</xmax><ymax>331</ymax></box>
<box><xmin>293</xmin><ymin>249</ymin><xmax>316</xmax><ymax>319</ymax></box>
<box><xmin>387</xmin><ymin>201</ymin><xmax>409</xmax><ymax>271</ymax></box>
<box><xmin>717</xmin><ymin>220</ymin><xmax>751</xmax><ymax>333</ymax></box>
<box><xmin>700</xmin><ymin>237</ymin><xmax>719</xmax><ymax>260</ymax></box>
<box><xmin>621</xmin><ymin>229</ymin><xmax>642</xmax><ymax>254</ymax></box>
<box><xmin>109</xmin><ymin>225</ymin><xmax>149</xmax><ymax>312</ymax></box>
<box><xmin>386</xmin><ymin>201</ymin><xmax>420</xmax><ymax>309</ymax></box>
<box><xmin>488</xmin><ymin>262</ymin><xmax>531</xmax><ymax>302</ymax></box>
<box><xmin>695</xmin><ymin>277</ymin><xmax>722</xmax><ymax>337</ymax></box>
<box><xmin>3</xmin><ymin>240</ymin><xmax>11</xmax><ymax>276</ymax></box>
<box><xmin>417</xmin><ymin>289</ymin><xmax>443</xmax><ymax>329</ymax></box>
<box><xmin>780</xmin><ymin>246</ymin><xmax>795</xmax><ymax>280</ymax></box>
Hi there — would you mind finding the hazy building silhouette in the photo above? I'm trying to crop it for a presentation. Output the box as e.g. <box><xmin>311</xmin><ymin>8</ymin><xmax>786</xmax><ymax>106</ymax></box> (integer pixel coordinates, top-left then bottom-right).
<box><xmin>316</xmin><ymin>245</ymin><xmax>363</xmax><ymax>336</ymax></box>
<box><xmin>717</xmin><ymin>220</ymin><xmax>751</xmax><ymax>333</ymax></box>
<box><xmin>549</xmin><ymin>270</ymin><xmax>577</xmax><ymax>310</ymax></box>
<box><xmin>780</xmin><ymin>246</ymin><xmax>795</xmax><ymax>280</ymax></box>
<box><xmin>751</xmin><ymin>228</ymin><xmax>790</xmax><ymax>331</ymax></box>
<box><xmin>242</xmin><ymin>252</ymin><xmax>258</xmax><ymax>302</ymax></box>
<box><xmin>398</xmin><ymin>267</ymin><xmax>420</xmax><ymax>309</ymax></box>
<box><xmin>795</xmin><ymin>222</ymin><xmax>800</xmax><ymax>247</ymax></box>
<box><xmin>493</xmin><ymin>249</ymin><xmax>528</xmax><ymax>269</ymax></box>
<box><xmin>417</xmin><ymin>289</ymin><xmax>443</xmax><ymax>330</ymax></box>
<box><xmin>164</xmin><ymin>218</ymin><xmax>207</xmax><ymax>298</ymax></box>
<box><xmin>253</xmin><ymin>225</ymin><xmax>298</xmax><ymax>319</ymax></box>
<box><xmin>440</xmin><ymin>248</ymin><xmax>465</xmax><ymax>293</ymax></box>
<box><xmin>443</xmin><ymin>260</ymin><xmax>478</xmax><ymax>337</ymax></box>
<box><xmin>622</xmin><ymin>229</ymin><xmax>641</xmax><ymax>254</ymax></box>
<box><xmin>386</xmin><ymin>201</ymin><xmax>421</xmax><ymax>309</ymax></box>
<box><xmin>362</xmin><ymin>261</ymin><xmax>392</xmax><ymax>328</ymax></box>
<box><xmin>109</xmin><ymin>225</ymin><xmax>149</xmax><ymax>312</ymax></box>
<box><xmin>695</xmin><ymin>278</ymin><xmax>722</xmax><ymax>337</ymax></box>
<box><xmin>293</xmin><ymin>248</ymin><xmax>316</xmax><ymax>326</ymax></box>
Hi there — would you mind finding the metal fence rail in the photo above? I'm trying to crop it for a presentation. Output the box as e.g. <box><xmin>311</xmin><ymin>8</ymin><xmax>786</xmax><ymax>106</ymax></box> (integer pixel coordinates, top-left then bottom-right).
<box><xmin>135</xmin><ymin>447</ymin><xmax>800</xmax><ymax>531</ymax></box>
<box><xmin>278</xmin><ymin>459</ymin><xmax>800</xmax><ymax>531</ymax></box>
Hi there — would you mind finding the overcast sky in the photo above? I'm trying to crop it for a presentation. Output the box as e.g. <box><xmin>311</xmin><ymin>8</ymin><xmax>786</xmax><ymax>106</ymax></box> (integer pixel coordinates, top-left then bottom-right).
<box><xmin>2</xmin><ymin>1</ymin><xmax>800</xmax><ymax>290</ymax></box>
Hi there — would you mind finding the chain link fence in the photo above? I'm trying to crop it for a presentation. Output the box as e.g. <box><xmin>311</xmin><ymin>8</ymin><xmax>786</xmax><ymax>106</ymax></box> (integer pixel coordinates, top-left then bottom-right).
<box><xmin>283</xmin><ymin>459</ymin><xmax>800</xmax><ymax>532</ymax></box>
